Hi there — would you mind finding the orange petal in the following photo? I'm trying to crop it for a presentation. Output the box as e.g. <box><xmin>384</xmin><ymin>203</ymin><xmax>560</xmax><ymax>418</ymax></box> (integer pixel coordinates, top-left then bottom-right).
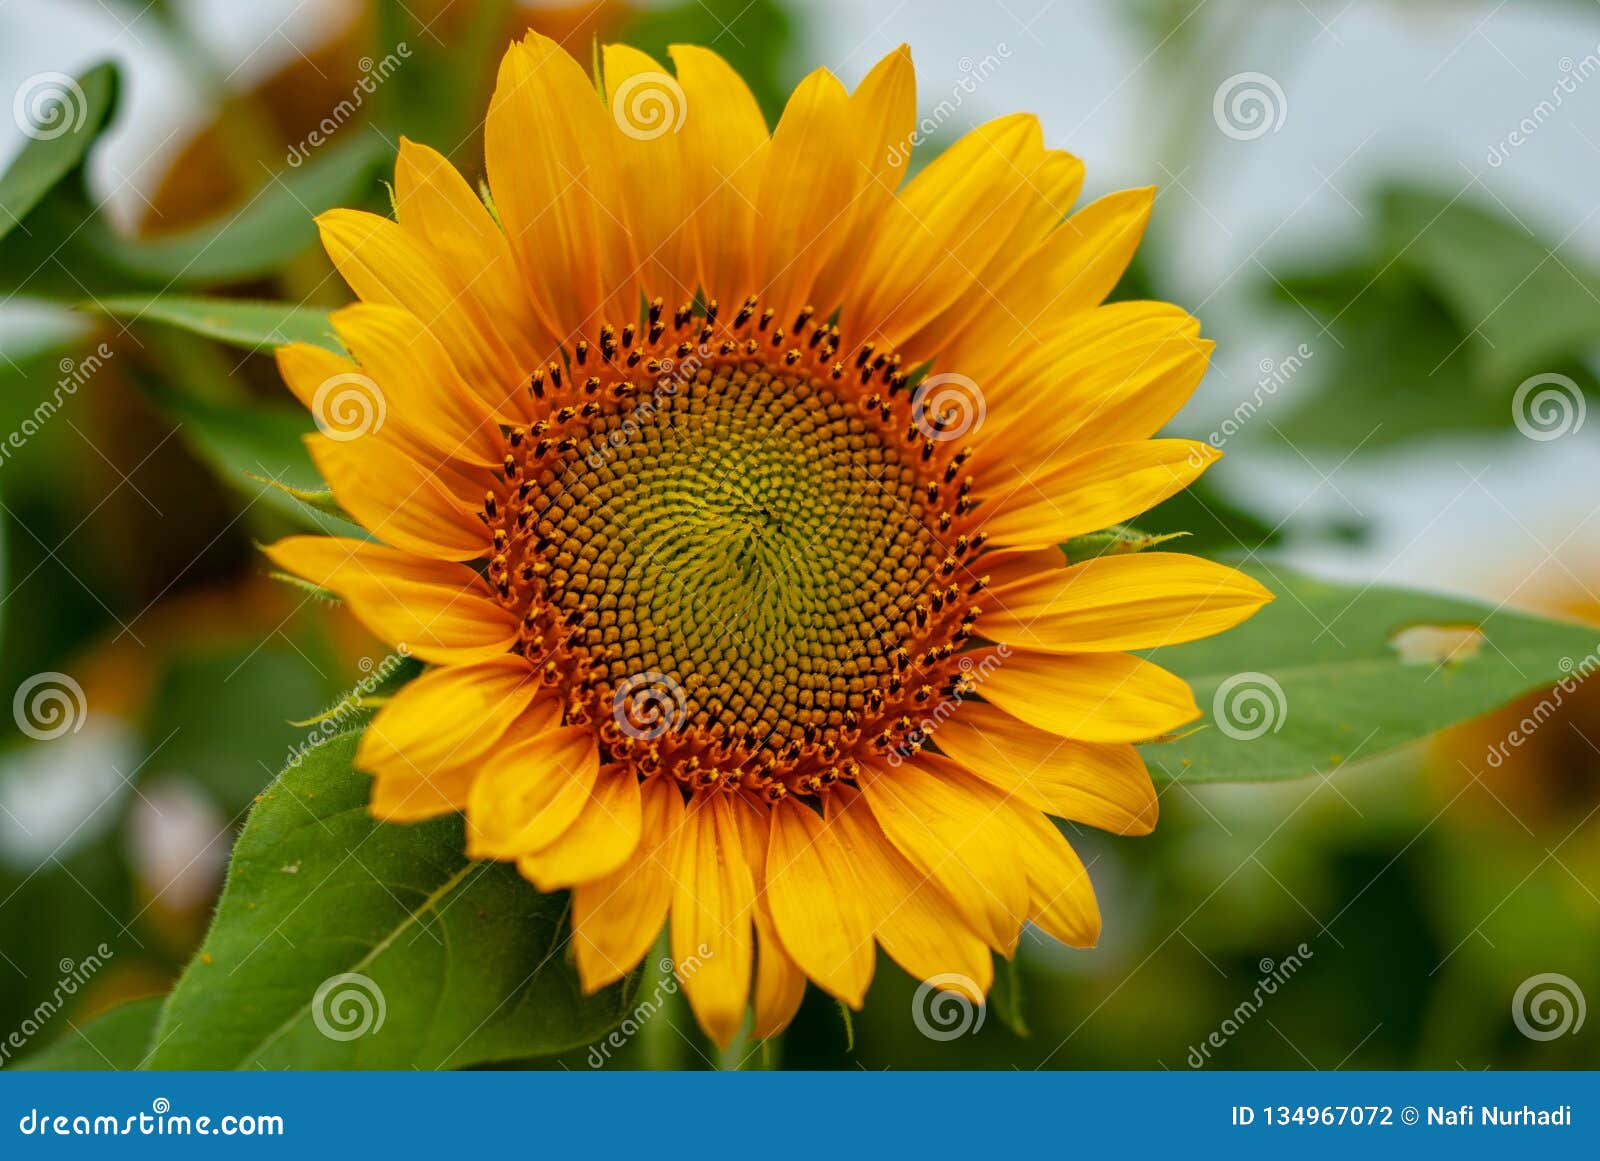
<box><xmin>668</xmin><ymin>44</ymin><xmax>769</xmax><ymax>307</ymax></box>
<box><xmin>985</xmin><ymin>552</ymin><xmax>1274</xmax><ymax>652</ymax></box>
<box><xmin>764</xmin><ymin>797</ymin><xmax>876</xmax><ymax>1007</ymax></box>
<box><xmin>933</xmin><ymin>701</ymin><xmax>1159</xmax><ymax>835</ymax></box>
<box><xmin>751</xmin><ymin>67</ymin><xmax>856</xmax><ymax>319</ymax></box>
<box><xmin>856</xmin><ymin>755</ymin><xmax>1029</xmax><ymax>953</ymax></box>
<box><xmin>393</xmin><ymin>137</ymin><xmax>555</xmax><ymax>383</ymax></box>
<box><xmin>733</xmin><ymin>797</ymin><xmax>807</xmax><ymax>1040</ymax></box>
<box><xmin>574</xmin><ymin>777</ymin><xmax>684</xmax><ymax>991</ymax></box>
<box><xmin>827</xmin><ymin>787</ymin><xmax>994</xmax><ymax>989</ymax></box>
<box><xmin>306</xmin><ymin>433</ymin><xmax>490</xmax><ymax>563</ymax></box>
<box><xmin>973</xmin><ymin>439</ymin><xmax>1219</xmax><ymax>549</ymax></box>
<box><xmin>517</xmin><ymin>764</ymin><xmax>644</xmax><ymax>890</ymax></box>
<box><xmin>486</xmin><ymin>33</ymin><xmax>632</xmax><ymax>338</ymax></box>
<box><xmin>970</xmin><ymin>646</ymin><xmax>1200</xmax><ymax>743</ymax></box>
<box><xmin>466</xmin><ymin>724</ymin><xmax>599</xmax><ymax>859</ymax></box>
<box><xmin>263</xmin><ymin>536</ymin><xmax>515</xmax><ymax>663</ymax></box>
<box><xmin>672</xmin><ymin>792</ymin><xmax>755</xmax><ymax>1048</ymax></box>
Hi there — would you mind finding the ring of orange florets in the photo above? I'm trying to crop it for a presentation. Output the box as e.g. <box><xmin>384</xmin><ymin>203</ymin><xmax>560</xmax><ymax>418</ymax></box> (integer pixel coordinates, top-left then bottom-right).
<box><xmin>479</xmin><ymin>295</ymin><xmax>994</xmax><ymax>805</ymax></box>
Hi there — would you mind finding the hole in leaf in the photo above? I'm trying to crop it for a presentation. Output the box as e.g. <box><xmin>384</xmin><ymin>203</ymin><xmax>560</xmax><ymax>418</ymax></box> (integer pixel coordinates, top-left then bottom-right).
<box><xmin>1388</xmin><ymin>623</ymin><xmax>1485</xmax><ymax>666</ymax></box>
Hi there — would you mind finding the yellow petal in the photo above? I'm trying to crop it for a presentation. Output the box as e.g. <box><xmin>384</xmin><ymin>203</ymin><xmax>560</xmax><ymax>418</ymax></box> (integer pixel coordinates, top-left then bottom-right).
<box><xmin>977</xmin><ymin>312</ymin><xmax>1208</xmax><ymax>463</ymax></box>
<box><xmin>733</xmin><ymin>798</ymin><xmax>807</xmax><ymax>1040</ymax></box>
<box><xmin>985</xmin><ymin>552</ymin><xmax>1274</xmax><ymax>653</ymax></box>
<box><xmin>916</xmin><ymin>147</ymin><xmax>1085</xmax><ymax>358</ymax></box>
<box><xmin>306</xmin><ymin>432</ymin><xmax>490</xmax><ymax>563</ymax></box>
<box><xmin>328</xmin><ymin>303</ymin><xmax>502</xmax><ymax>467</ymax></box>
<box><xmin>367</xmin><ymin>764</ymin><xmax>476</xmax><ymax>822</ymax></box>
<box><xmin>973</xmin><ymin>439</ymin><xmax>1219</xmax><ymax>549</ymax></box>
<box><xmin>317</xmin><ymin>208</ymin><xmax>526</xmax><ymax>415</ymax></box>
<box><xmin>668</xmin><ymin>44</ymin><xmax>769</xmax><ymax>307</ymax></box>
<box><xmin>765</xmin><ymin>797</ymin><xmax>876</xmax><ymax>1007</ymax></box>
<box><xmin>517</xmin><ymin>764</ymin><xmax>643</xmax><ymax>890</ymax></box>
<box><xmin>356</xmin><ymin>656</ymin><xmax>553</xmax><ymax>819</ymax></box>
<box><xmin>826</xmin><ymin>787</ymin><xmax>994</xmax><ymax>989</ymax></box>
<box><xmin>971</xmin><ymin>646</ymin><xmax>1200</xmax><ymax>743</ymax></box>
<box><xmin>1005</xmin><ymin>804</ymin><xmax>1101</xmax><ymax>946</ymax></box>
<box><xmin>486</xmin><ymin>33</ymin><xmax>632</xmax><ymax>338</ymax></box>
<box><xmin>672</xmin><ymin>792</ymin><xmax>755</xmax><ymax>1049</ymax></box>
<box><xmin>263</xmin><ymin>536</ymin><xmax>515</xmax><ymax>664</ymax></box>
<box><xmin>751</xmin><ymin>902</ymin><xmax>807</xmax><ymax>1041</ymax></box>
<box><xmin>932</xmin><ymin>701</ymin><xmax>1159</xmax><ymax>834</ymax></box>
<box><xmin>845</xmin><ymin>115</ymin><xmax>1047</xmax><ymax>347</ymax></box>
<box><xmin>1009</xmin><ymin>186</ymin><xmax>1155</xmax><ymax>327</ymax></box>
<box><xmin>573</xmin><ymin>777</ymin><xmax>683</xmax><ymax>990</ymax></box>
<box><xmin>810</xmin><ymin>45</ymin><xmax>915</xmax><ymax>310</ymax></box>
<box><xmin>751</xmin><ymin>67</ymin><xmax>856</xmax><ymax>319</ymax></box>
<box><xmin>466</xmin><ymin>724</ymin><xmax>598</xmax><ymax>859</ymax></box>
<box><xmin>393</xmin><ymin>137</ymin><xmax>555</xmax><ymax>379</ymax></box>
<box><xmin>856</xmin><ymin>755</ymin><xmax>1029</xmax><ymax>953</ymax></box>
<box><xmin>602</xmin><ymin>44</ymin><xmax>689</xmax><ymax>300</ymax></box>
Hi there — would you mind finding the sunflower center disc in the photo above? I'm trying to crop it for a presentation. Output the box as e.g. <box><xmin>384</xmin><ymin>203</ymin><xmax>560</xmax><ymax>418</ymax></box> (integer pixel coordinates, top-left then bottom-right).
<box><xmin>529</xmin><ymin>359</ymin><xmax>944</xmax><ymax>745</ymax></box>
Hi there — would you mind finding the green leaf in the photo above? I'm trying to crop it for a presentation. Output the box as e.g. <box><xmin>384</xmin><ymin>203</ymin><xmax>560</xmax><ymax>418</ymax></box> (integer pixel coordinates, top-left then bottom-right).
<box><xmin>1142</xmin><ymin>564</ymin><xmax>1598</xmax><ymax>783</ymax></box>
<box><xmin>1261</xmin><ymin>184</ymin><xmax>1600</xmax><ymax>452</ymax></box>
<box><xmin>145</xmin><ymin>645</ymin><xmax>343</xmax><ymax>813</ymax></box>
<box><xmin>0</xmin><ymin>133</ymin><xmax>388</xmax><ymax>298</ymax></box>
<box><xmin>84</xmin><ymin>296</ymin><xmax>339</xmax><ymax>354</ymax></box>
<box><xmin>11</xmin><ymin>997</ymin><xmax>163</xmax><ymax>1071</ymax></box>
<box><xmin>1379</xmin><ymin>185</ymin><xmax>1600</xmax><ymax>382</ymax></box>
<box><xmin>0</xmin><ymin>63</ymin><xmax>118</xmax><ymax>244</ymax></box>
<box><xmin>136</xmin><ymin>382</ymin><xmax>355</xmax><ymax>533</ymax></box>
<box><xmin>147</xmin><ymin>733</ymin><xmax>636</xmax><ymax>1068</ymax></box>
<box><xmin>98</xmin><ymin>134</ymin><xmax>388</xmax><ymax>285</ymax></box>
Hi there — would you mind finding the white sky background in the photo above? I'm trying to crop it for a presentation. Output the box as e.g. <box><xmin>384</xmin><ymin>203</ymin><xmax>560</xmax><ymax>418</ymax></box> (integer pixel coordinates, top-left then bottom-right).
<box><xmin>1</xmin><ymin>0</ymin><xmax>1598</xmax><ymax>607</ymax></box>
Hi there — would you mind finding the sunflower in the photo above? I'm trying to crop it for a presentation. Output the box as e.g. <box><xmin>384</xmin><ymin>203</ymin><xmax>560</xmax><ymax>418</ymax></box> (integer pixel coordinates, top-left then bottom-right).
<box><xmin>264</xmin><ymin>32</ymin><xmax>1272</xmax><ymax>1048</ymax></box>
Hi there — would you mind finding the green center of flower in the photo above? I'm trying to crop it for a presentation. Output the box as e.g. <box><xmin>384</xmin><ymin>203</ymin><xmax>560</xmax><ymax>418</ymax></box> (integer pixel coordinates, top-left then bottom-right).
<box><xmin>485</xmin><ymin>297</ymin><xmax>987</xmax><ymax>798</ymax></box>
<box><xmin>561</xmin><ymin>361</ymin><xmax>941</xmax><ymax>726</ymax></box>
